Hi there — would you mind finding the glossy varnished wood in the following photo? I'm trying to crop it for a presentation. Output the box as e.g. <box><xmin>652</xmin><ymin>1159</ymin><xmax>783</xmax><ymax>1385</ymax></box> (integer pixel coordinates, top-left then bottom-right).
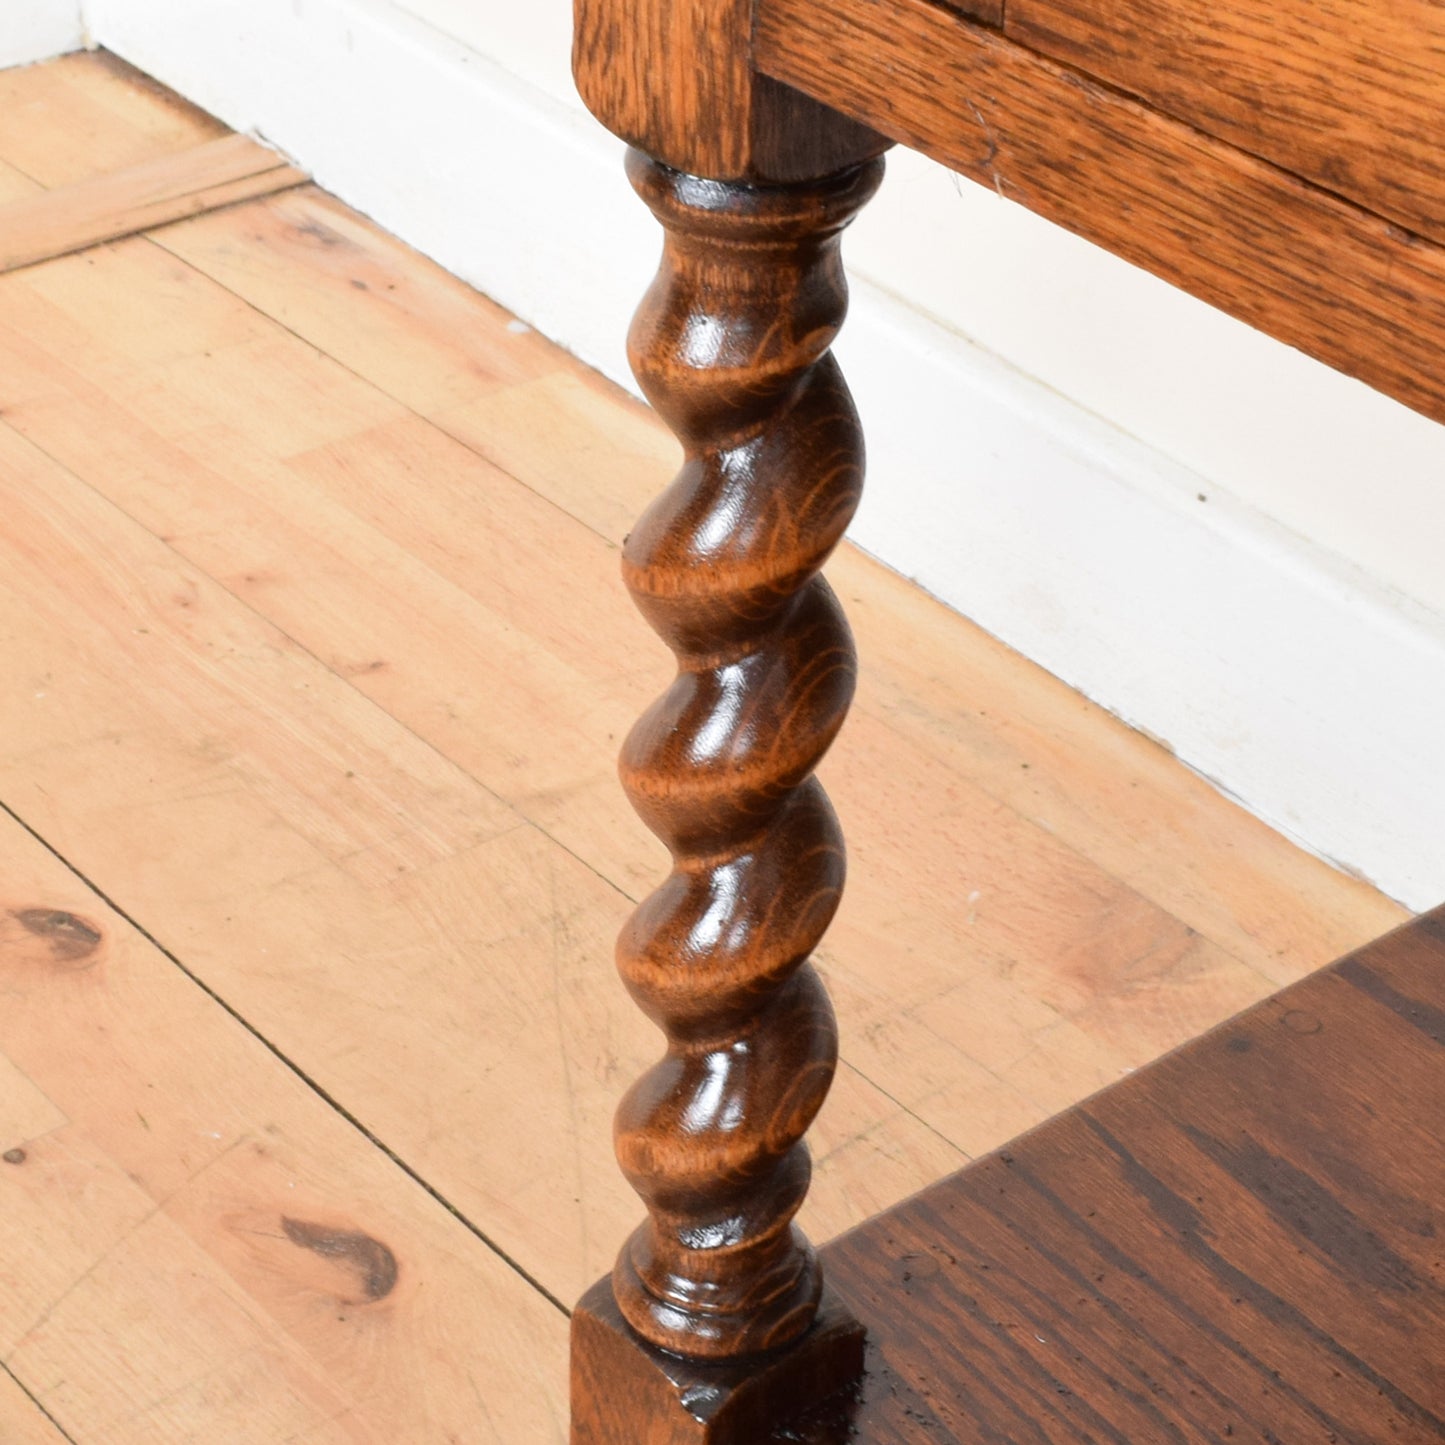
<box><xmin>567</xmin><ymin>146</ymin><xmax>885</xmax><ymax>1441</ymax></box>
<box><xmin>606</xmin><ymin>150</ymin><xmax>884</xmax><ymax>1364</ymax></box>
<box><xmin>572</xmin><ymin>1280</ymin><xmax>863</xmax><ymax>1445</ymax></box>
<box><xmin>1008</xmin><ymin>0</ymin><xmax>1445</xmax><ymax>247</ymax></box>
<box><xmin>755</xmin><ymin>0</ymin><xmax>1445</xmax><ymax>429</ymax></box>
<box><xmin>805</xmin><ymin>909</ymin><xmax>1445</xmax><ymax>1441</ymax></box>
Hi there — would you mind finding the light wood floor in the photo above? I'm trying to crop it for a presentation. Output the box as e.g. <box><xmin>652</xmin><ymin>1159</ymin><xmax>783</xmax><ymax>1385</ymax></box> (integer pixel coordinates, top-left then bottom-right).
<box><xmin>0</xmin><ymin>52</ymin><xmax>1407</xmax><ymax>1444</ymax></box>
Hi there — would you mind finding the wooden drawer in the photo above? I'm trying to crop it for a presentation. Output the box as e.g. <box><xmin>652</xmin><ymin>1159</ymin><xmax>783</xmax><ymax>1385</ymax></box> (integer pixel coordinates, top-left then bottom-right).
<box><xmin>1007</xmin><ymin>0</ymin><xmax>1445</xmax><ymax>245</ymax></box>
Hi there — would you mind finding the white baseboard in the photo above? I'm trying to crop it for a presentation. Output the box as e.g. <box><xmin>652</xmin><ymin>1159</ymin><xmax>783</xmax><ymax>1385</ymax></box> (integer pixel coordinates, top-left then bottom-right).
<box><xmin>1</xmin><ymin>0</ymin><xmax>86</xmax><ymax>69</ymax></box>
<box><xmin>842</xmin><ymin>299</ymin><xmax>1445</xmax><ymax>913</ymax></box>
<box><xmin>85</xmin><ymin>0</ymin><xmax>1445</xmax><ymax>910</ymax></box>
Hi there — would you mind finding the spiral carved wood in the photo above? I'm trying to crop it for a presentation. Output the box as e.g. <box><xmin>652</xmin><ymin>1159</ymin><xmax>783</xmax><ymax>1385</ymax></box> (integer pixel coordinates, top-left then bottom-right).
<box><xmin>611</xmin><ymin>149</ymin><xmax>884</xmax><ymax>1362</ymax></box>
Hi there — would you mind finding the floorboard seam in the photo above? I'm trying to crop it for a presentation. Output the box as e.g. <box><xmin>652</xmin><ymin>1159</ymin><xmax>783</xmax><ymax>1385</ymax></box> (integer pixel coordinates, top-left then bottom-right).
<box><xmin>0</xmin><ymin>796</ymin><xmax>573</xmax><ymax>1322</ymax></box>
<box><xmin>0</xmin><ymin>414</ymin><xmax>634</xmax><ymax>915</ymax></box>
<box><xmin>144</xmin><ymin>219</ymin><xmax>628</xmax><ymax>552</ymax></box>
<box><xmin>0</xmin><ymin>1358</ymin><xmax>80</xmax><ymax>1444</ymax></box>
<box><xmin>0</xmin><ymin>136</ymin><xmax>307</xmax><ymax>276</ymax></box>
<box><xmin>7</xmin><ymin>218</ymin><xmax>1023</xmax><ymax>1165</ymax></box>
<box><xmin>138</xmin><ymin>219</ymin><xmax>1300</xmax><ymax>996</ymax></box>
<box><xmin>1</xmin><ymin>398</ymin><xmax>984</xmax><ymax>1181</ymax></box>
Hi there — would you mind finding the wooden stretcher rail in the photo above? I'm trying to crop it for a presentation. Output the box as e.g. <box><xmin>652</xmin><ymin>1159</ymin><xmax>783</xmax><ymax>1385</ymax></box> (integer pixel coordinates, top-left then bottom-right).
<box><xmin>1006</xmin><ymin>0</ymin><xmax>1445</xmax><ymax>248</ymax></box>
<box><xmin>754</xmin><ymin>0</ymin><xmax>1445</xmax><ymax>429</ymax></box>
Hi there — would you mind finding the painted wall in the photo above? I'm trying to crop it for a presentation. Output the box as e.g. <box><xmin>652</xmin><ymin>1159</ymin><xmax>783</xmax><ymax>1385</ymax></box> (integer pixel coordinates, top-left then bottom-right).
<box><xmin>14</xmin><ymin>0</ymin><xmax>1445</xmax><ymax>908</ymax></box>
<box><xmin>1</xmin><ymin>0</ymin><xmax>85</xmax><ymax>69</ymax></box>
<box><xmin>391</xmin><ymin>0</ymin><xmax>572</xmax><ymax>102</ymax></box>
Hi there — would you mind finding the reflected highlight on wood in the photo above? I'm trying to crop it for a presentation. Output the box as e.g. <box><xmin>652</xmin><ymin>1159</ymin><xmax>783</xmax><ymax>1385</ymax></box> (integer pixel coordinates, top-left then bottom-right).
<box><xmin>609</xmin><ymin>149</ymin><xmax>884</xmax><ymax>1362</ymax></box>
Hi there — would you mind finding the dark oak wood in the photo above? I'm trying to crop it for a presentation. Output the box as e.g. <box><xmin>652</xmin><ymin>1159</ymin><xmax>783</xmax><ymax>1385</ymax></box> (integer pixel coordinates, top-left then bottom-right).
<box><xmin>939</xmin><ymin>0</ymin><xmax>1004</xmax><ymax>29</ymax></box>
<box><xmin>569</xmin><ymin>1</ymin><xmax>891</xmax><ymax>1429</ymax></box>
<box><xmin>572</xmin><ymin>0</ymin><xmax>884</xmax><ymax>182</ymax></box>
<box><xmin>569</xmin><ymin>144</ymin><xmax>884</xmax><ymax>1438</ymax></box>
<box><xmin>1008</xmin><ymin>0</ymin><xmax>1445</xmax><ymax>247</ymax></box>
<box><xmin>571</xmin><ymin>0</ymin><xmax>1445</xmax><ymax>1438</ymax></box>
<box><xmin>572</xmin><ymin>1280</ymin><xmax>864</xmax><ymax>1445</ymax></box>
<box><xmin>605</xmin><ymin>149</ymin><xmax>884</xmax><ymax>1366</ymax></box>
<box><xmin>788</xmin><ymin>907</ymin><xmax>1445</xmax><ymax>1441</ymax></box>
<box><xmin>755</xmin><ymin>0</ymin><xmax>1445</xmax><ymax>430</ymax></box>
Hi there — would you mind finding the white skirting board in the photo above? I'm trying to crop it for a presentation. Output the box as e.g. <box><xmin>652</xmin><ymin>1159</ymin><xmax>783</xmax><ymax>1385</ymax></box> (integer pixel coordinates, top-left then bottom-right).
<box><xmin>1</xmin><ymin>0</ymin><xmax>86</xmax><ymax>69</ymax></box>
<box><xmin>80</xmin><ymin>0</ymin><xmax>1445</xmax><ymax>910</ymax></box>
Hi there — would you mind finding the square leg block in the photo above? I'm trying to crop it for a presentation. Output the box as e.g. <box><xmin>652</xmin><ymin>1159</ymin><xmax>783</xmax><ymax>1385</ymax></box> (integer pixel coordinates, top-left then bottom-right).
<box><xmin>570</xmin><ymin>1278</ymin><xmax>865</xmax><ymax>1444</ymax></box>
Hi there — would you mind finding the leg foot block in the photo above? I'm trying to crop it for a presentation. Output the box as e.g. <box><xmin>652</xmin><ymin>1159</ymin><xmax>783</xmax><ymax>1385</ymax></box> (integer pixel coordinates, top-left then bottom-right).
<box><xmin>570</xmin><ymin>1277</ymin><xmax>864</xmax><ymax>1444</ymax></box>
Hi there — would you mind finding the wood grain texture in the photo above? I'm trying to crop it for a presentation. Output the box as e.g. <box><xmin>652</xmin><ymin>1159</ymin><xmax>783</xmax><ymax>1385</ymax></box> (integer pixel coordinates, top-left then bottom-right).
<box><xmin>0</xmin><ymin>407</ymin><xmax>643</xmax><ymax>1308</ymax></box>
<box><xmin>152</xmin><ymin>183</ymin><xmax>1404</xmax><ymax>980</ymax></box>
<box><xmin>606</xmin><ymin>151</ymin><xmax>884</xmax><ymax>1359</ymax></box>
<box><xmin>755</xmin><ymin>0</ymin><xmax>1445</xmax><ymax>428</ymax></box>
<box><xmin>0</xmin><ymin>795</ymin><xmax>569</xmax><ymax>1443</ymax></box>
<box><xmin>0</xmin><ymin>1370</ymin><xmax>68</xmax><ymax>1445</ymax></box>
<box><xmin>0</xmin><ymin>51</ymin><xmax>226</xmax><ymax>186</ymax></box>
<box><xmin>0</xmin><ymin>54</ymin><xmax>1414</xmax><ymax>1440</ymax></box>
<box><xmin>808</xmin><ymin>908</ymin><xmax>1445</xmax><ymax>1441</ymax></box>
<box><xmin>0</xmin><ymin>134</ymin><xmax>307</xmax><ymax>274</ymax></box>
<box><xmin>572</xmin><ymin>0</ymin><xmax>884</xmax><ymax>181</ymax></box>
<box><xmin>0</xmin><ymin>165</ymin><xmax>1399</xmax><ymax>1314</ymax></box>
<box><xmin>1007</xmin><ymin>0</ymin><xmax>1445</xmax><ymax>247</ymax></box>
<box><xmin>1</xmin><ymin>169</ymin><xmax>1394</xmax><ymax>1239</ymax></box>
<box><xmin>0</xmin><ymin>220</ymin><xmax>966</xmax><ymax>1338</ymax></box>
<box><xmin>939</xmin><ymin>0</ymin><xmax>1004</xmax><ymax>24</ymax></box>
<box><xmin>0</xmin><ymin>215</ymin><xmax>964</xmax><ymax>1306</ymax></box>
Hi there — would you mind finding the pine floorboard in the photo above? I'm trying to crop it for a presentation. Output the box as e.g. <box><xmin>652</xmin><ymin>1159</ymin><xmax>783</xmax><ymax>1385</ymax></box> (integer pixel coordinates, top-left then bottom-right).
<box><xmin>0</xmin><ymin>1365</ymin><xmax>70</xmax><ymax>1444</ymax></box>
<box><xmin>0</xmin><ymin>49</ymin><xmax>1409</xmax><ymax>1442</ymax></box>
<box><xmin>0</xmin><ymin>133</ymin><xmax>306</xmax><ymax>274</ymax></box>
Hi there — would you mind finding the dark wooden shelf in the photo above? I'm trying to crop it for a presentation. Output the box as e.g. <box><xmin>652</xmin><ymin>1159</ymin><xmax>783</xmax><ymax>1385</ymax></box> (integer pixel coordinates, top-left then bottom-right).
<box><xmin>800</xmin><ymin>909</ymin><xmax>1445</xmax><ymax>1441</ymax></box>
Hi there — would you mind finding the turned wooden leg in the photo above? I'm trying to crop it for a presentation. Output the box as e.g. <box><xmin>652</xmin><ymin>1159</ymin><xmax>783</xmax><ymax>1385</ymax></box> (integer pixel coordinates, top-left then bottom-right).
<box><xmin>570</xmin><ymin>150</ymin><xmax>883</xmax><ymax>1445</ymax></box>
